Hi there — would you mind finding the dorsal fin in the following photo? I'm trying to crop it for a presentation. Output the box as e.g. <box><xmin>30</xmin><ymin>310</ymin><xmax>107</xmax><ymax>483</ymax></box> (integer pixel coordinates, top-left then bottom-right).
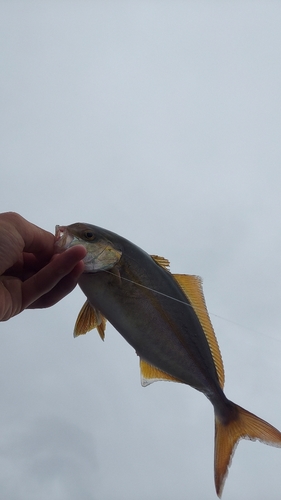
<box><xmin>173</xmin><ymin>274</ymin><xmax>225</xmax><ymax>389</ymax></box>
<box><xmin>140</xmin><ymin>359</ymin><xmax>182</xmax><ymax>387</ymax></box>
<box><xmin>151</xmin><ymin>255</ymin><xmax>170</xmax><ymax>270</ymax></box>
<box><xmin>74</xmin><ymin>300</ymin><xmax>107</xmax><ymax>341</ymax></box>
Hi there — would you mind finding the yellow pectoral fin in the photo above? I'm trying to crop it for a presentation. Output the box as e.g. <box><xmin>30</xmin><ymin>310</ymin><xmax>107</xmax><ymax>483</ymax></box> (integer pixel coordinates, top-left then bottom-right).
<box><xmin>74</xmin><ymin>300</ymin><xmax>106</xmax><ymax>341</ymax></box>
<box><xmin>173</xmin><ymin>274</ymin><xmax>225</xmax><ymax>389</ymax></box>
<box><xmin>140</xmin><ymin>359</ymin><xmax>182</xmax><ymax>387</ymax></box>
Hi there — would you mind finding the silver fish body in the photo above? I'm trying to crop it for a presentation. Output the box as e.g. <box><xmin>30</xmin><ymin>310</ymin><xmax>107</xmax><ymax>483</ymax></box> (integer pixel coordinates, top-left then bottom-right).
<box><xmin>55</xmin><ymin>222</ymin><xmax>281</xmax><ymax>497</ymax></box>
<box><xmin>78</xmin><ymin>234</ymin><xmax>224</xmax><ymax>404</ymax></box>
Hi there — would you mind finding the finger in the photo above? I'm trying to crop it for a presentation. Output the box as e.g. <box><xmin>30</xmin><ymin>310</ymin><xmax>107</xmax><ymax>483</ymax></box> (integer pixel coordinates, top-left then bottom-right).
<box><xmin>21</xmin><ymin>245</ymin><xmax>87</xmax><ymax>310</ymax></box>
<box><xmin>3</xmin><ymin>254</ymin><xmax>41</xmax><ymax>279</ymax></box>
<box><xmin>27</xmin><ymin>261</ymin><xmax>85</xmax><ymax>309</ymax></box>
<box><xmin>0</xmin><ymin>212</ymin><xmax>54</xmax><ymax>257</ymax></box>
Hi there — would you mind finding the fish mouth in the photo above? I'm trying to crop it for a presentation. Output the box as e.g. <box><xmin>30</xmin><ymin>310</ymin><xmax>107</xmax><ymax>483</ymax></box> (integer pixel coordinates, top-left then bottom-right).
<box><xmin>54</xmin><ymin>225</ymin><xmax>75</xmax><ymax>252</ymax></box>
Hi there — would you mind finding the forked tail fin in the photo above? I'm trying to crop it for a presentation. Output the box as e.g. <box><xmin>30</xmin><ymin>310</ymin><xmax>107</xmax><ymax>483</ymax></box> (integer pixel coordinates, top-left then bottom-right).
<box><xmin>215</xmin><ymin>403</ymin><xmax>281</xmax><ymax>497</ymax></box>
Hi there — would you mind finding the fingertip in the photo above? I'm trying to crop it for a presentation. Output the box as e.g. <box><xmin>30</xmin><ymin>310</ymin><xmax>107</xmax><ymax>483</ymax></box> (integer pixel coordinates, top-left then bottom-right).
<box><xmin>71</xmin><ymin>259</ymin><xmax>85</xmax><ymax>279</ymax></box>
<box><xmin>63</xmin><ymin>244</ymin><xmax>87</xmax><ymax>259</ymax></box>
<box><xmin>23</xmin><ymin>250</ymin><xmax>86</xmax><ymax>310</ymax></box>
<box><xmin>52</xmin><ymin>244</ymin><xmax>87</xmax><ymax>268</ymax></box>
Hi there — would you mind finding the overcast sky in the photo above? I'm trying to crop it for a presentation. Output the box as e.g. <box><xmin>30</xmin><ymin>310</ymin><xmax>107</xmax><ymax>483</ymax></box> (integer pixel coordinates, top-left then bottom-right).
<box><xmin>1</xmin><ymin>1</ymin><xmax>281</xmax><ymax>499</ymax></box>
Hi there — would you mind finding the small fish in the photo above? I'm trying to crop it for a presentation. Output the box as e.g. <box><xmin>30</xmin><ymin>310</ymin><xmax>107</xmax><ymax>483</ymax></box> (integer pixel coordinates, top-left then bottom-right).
<box><xmin>55</xmin><ymin>223</ymin><xmax>281</xmax><ymax>497</ymax></box>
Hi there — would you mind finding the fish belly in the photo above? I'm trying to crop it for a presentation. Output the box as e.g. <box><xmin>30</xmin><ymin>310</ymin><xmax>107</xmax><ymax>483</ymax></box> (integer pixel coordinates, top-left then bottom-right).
<box><xmin>78</xmin><ymin>272</ymin><xmax>222</xmax><ymax>399</ymax></box>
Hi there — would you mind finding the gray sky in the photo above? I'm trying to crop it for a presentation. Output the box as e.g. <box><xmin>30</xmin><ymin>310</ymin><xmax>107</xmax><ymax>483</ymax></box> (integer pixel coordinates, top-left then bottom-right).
<box><xmin>1</xmin><ymin>1</ymin><xmax>281</xmax><ymax>499</ymax></box>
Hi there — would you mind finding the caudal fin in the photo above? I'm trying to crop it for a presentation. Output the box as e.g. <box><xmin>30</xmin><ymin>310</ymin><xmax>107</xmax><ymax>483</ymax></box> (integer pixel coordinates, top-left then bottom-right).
<box><xmin>215</xmin><ymin>403</ymin><xmax>281</xmax><ymax>497</ymax></box>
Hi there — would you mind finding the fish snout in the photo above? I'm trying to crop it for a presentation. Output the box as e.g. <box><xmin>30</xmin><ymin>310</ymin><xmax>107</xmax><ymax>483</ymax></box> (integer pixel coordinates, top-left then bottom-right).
<box><xmin>54</xmin><ymin>225</ymin><xmax>74</xmax><ymax>252</ymax></box>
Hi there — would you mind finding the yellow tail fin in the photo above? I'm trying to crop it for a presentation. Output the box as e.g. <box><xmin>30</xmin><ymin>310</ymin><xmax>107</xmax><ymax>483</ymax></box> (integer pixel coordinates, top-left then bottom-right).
<box><xmin>215</xmin><ymin>403</ymin><xmax>281</xmax><ymax>497</ymax></box>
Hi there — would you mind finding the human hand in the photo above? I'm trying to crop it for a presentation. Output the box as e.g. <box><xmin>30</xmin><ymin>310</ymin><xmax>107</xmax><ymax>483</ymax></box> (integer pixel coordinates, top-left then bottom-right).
<box><xmin>0</xmin><ymin>212</ymin><xmax>87</xmax><ymax>321</ymax></box>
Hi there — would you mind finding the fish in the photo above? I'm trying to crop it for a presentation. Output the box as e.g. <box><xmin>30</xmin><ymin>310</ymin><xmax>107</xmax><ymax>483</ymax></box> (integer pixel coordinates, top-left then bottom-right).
<box><xmin>55</xmin><ymin>222</ymin><xmax>281</xmax><ymax>497</ymax></box>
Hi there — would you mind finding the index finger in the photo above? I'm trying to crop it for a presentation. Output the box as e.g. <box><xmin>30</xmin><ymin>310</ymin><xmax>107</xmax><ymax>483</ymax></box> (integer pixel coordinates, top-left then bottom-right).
<box><xmin>22</xmin><ymin>245</ymin><xmax>87</xmax><ymax>309</ymax></box>
<box><xmin>0</xmin><ymin>212</ymin><xmax>54</xmax><ymax>258</ymax></box>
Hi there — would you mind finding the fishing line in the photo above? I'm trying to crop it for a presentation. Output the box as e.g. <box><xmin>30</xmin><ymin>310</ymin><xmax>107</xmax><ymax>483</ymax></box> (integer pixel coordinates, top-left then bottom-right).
<box><xmin>104</xmin><ymin>269</ymin><xmax>281</xmax><ymax>344</ymax></box>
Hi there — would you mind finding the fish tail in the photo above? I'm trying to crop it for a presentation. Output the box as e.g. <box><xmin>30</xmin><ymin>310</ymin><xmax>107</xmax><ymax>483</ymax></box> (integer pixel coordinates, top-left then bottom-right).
<box><xmin>214</xmin><ymin>402</ymin><xmax>281</xmax><ymax>497</ymax></box>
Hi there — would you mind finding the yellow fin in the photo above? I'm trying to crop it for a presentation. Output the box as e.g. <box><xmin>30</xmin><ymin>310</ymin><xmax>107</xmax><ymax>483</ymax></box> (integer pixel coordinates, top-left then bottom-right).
<box><xmin>151</xmin><ymin>255</ymin><xmax>170</xmax><ymax>270</ymax></box>
<box><xmin>173</xmin><ymin>274</ymin><xmax>225</xmax><ymax>389</ymax></box>
<box><xmin>215</xmin><ymin>403</ymin><xmax>281</xmax><ymax>497</ymax></box>
<box><xmin>140</xmin><ymin>359</ymin><xmax>181</xmax><ymax>387</ymax></box>
<box><xmin>74</xmin><ymin>300</ymin><xmax>106</xmax><ymax>341</ymax></box>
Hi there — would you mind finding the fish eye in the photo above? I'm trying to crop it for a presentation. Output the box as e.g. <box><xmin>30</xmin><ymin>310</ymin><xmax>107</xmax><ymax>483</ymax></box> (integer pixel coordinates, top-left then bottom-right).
<box><xmin>83</xmin><ymin>230</ymin><xmax>95</xmax><ymax>240</ymax></box>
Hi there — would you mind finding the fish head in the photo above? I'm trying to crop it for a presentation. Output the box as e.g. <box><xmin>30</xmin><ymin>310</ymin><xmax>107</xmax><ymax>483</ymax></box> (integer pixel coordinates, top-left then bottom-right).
<box><xmin>55</xmin><ymin>223</ymin><xmax>122</xmax><ymax>272</ymax></box>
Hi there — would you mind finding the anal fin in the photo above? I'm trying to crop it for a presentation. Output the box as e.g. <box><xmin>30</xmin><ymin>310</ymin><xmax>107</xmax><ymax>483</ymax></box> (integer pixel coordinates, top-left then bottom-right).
<box><xmin>140</xmin><ymin>359</ymin><xmax>182</xmax><ymax>387</ymax></box>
